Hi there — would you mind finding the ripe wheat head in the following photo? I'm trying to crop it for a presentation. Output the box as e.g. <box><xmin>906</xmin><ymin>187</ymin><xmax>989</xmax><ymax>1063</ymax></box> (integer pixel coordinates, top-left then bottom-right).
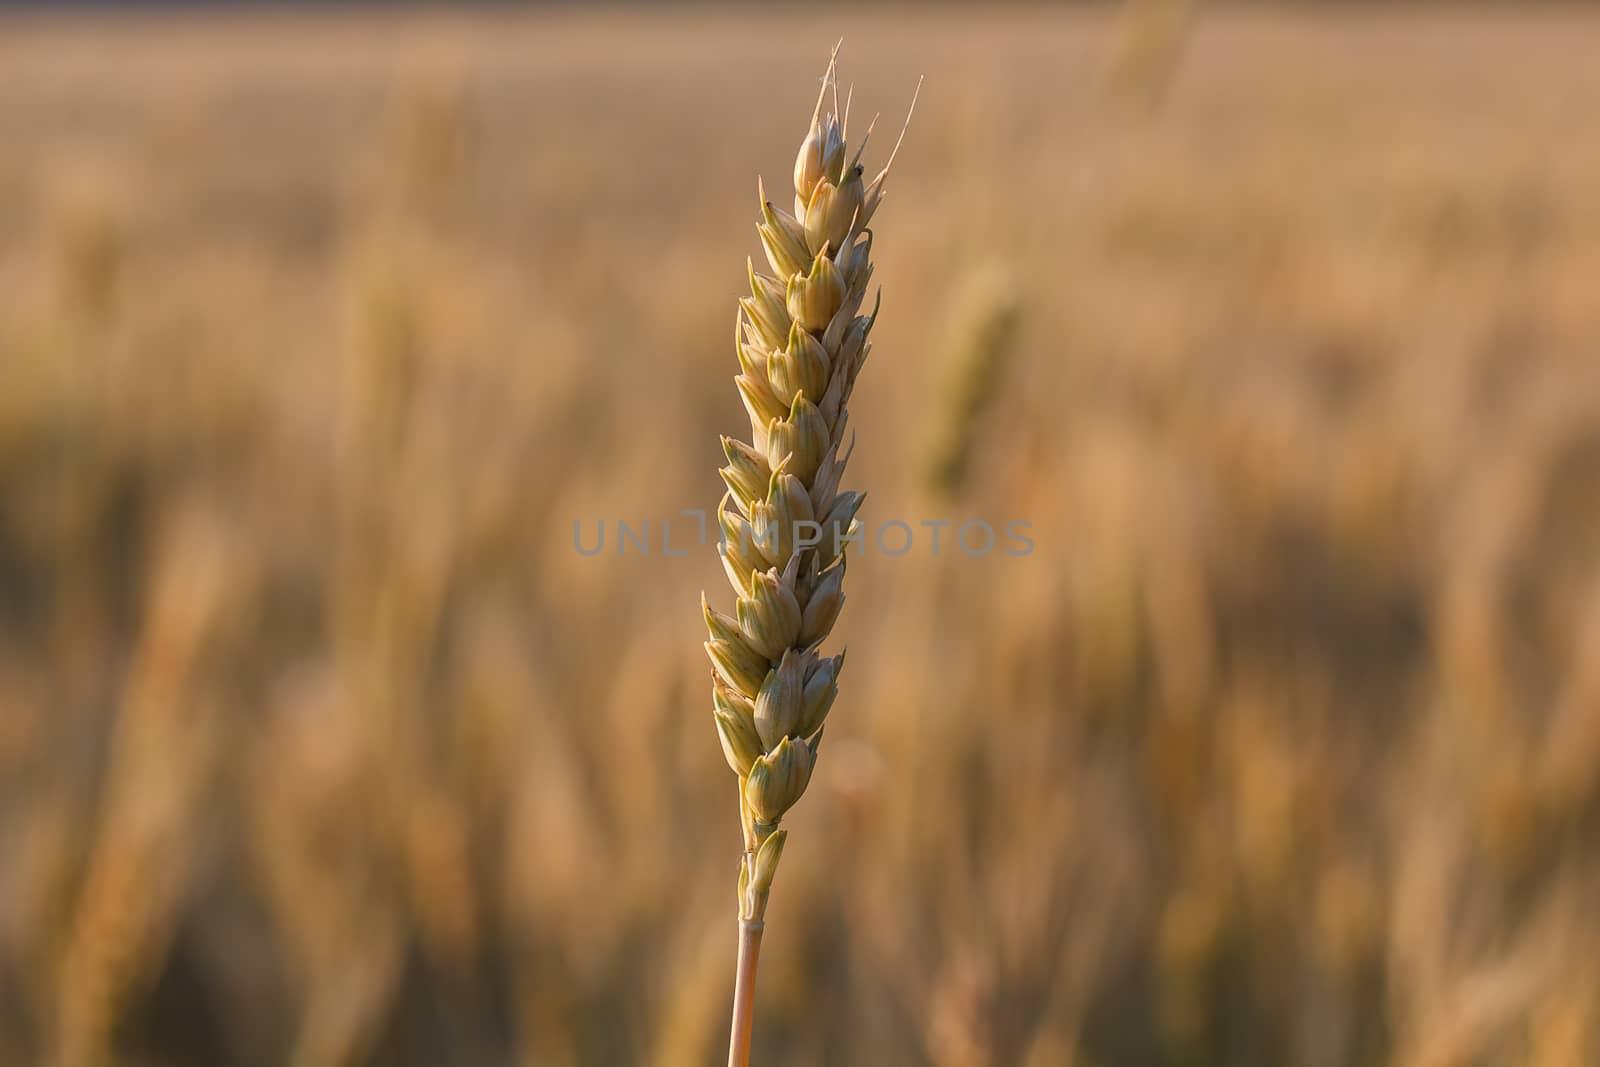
<box><xmin>700</xmin><ymin>47</ymin><xmax>917</xmax><ymax>1065</ymax></box>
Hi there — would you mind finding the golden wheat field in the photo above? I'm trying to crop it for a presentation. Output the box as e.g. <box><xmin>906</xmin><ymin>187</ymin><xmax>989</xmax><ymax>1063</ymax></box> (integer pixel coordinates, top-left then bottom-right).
<box><xmin>3</xmin><ymin>4</ymin><xmax>1600</xmax><ymax>1066</ymax></box>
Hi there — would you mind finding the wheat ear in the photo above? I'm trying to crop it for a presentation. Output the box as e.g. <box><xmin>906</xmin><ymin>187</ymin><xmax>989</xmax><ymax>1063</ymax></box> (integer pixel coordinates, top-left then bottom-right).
<box><xmin>703</xmin><ymin>50</ymin><xmax>915</xmax><ymax>1066</ymax></box>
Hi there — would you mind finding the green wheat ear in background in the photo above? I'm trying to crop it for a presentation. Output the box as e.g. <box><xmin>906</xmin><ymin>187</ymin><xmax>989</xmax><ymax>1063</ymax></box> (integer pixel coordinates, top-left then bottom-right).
<box><xmin>701</xmin><ymin>49</ymin><xmax>916</xmax><ymax>1066</ymax></box>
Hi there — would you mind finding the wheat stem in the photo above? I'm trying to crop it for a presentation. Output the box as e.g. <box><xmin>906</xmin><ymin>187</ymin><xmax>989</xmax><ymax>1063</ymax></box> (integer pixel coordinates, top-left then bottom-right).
<box><xmin>727</xmin><ymin>917</ymin><xmax>765</xmax><ymax>1067</ymax></box>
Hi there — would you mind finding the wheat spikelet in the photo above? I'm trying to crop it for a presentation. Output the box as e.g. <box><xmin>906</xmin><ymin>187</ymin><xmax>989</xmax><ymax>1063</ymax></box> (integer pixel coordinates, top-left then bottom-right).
<box><xmin>702</xmin><ymin>49</ymin><xmax>916</xmax><ymax>1066</ymax></box>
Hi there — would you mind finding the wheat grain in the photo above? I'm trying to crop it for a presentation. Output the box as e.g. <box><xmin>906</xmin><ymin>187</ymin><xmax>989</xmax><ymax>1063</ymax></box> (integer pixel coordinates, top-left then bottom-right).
<box><xmin>701</xmin><ymin>48</ymin><xmax>916</xmax><ymax>1066</ymax></box>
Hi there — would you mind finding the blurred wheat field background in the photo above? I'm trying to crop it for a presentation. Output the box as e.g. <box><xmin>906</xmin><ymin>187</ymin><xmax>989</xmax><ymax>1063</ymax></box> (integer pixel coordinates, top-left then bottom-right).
<box><xmin>4</xmin><ymin>5</ymin><xmax>1600</xmax><ymax>1066</ymax></box>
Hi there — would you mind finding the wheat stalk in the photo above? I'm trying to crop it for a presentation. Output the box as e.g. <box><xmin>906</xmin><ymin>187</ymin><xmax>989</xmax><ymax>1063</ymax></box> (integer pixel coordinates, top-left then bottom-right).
<box><xmin>702</xmin><ymin>49</ymin><xmax>916</xmax><ymax>1066</ymax></box>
